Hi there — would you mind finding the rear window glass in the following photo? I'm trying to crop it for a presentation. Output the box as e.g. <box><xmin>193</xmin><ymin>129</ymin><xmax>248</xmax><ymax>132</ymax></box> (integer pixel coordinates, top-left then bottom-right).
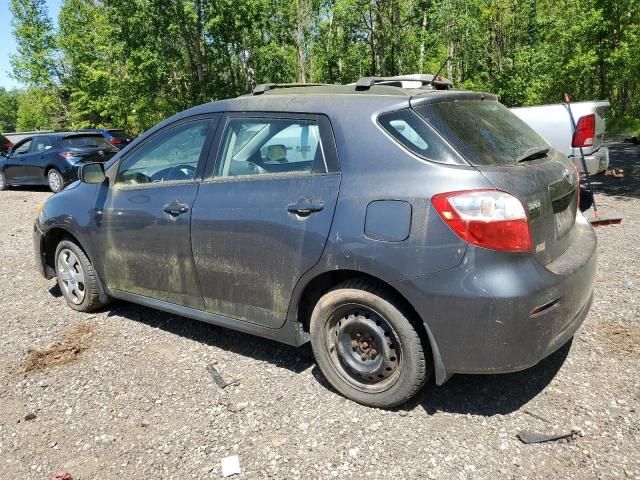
<box><xmin>415</xmin><ymin>100</ymin><xmax>549</xmax><ymax>166</ymax></box>
<box><xmin>108</xmin><ymin>130</ymin><xmax>129</xmax><ymax>139</ymax></box>
<box><xmin>61</xmin><ymin>135</ymin><xmax>111</xmax><ymax>148</ymax></box>
<box><xmin>378</xmin><ymin>109</ymin><xmax>465</xmax><ymax>165</ymax></box>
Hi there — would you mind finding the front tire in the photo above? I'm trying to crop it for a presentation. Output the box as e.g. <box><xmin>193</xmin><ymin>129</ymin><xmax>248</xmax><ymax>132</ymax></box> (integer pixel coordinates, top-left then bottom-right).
<box><xmin>310</xmin><ymin>279</ymin><xmax>430</xmax><ymax>408</ymax></box>
<box><xmin>0</xmin><ymin>171</ymin><xmax>9</xmax><ymax>191</ymax></box>
<box><xmin>47</xmin><ymin>169</ymin><xmax>65</xmax><ymax>193</ymax></box>
<box><xmin>55</xmin><ymin>239</ymin><xmax>106</xmax><ymax>312</ymax></box>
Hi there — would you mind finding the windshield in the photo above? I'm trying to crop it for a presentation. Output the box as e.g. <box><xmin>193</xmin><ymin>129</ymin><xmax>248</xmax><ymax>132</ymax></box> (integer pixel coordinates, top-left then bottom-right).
<box><xmin>415</xmin><ymin>99</ymin><xmax>549</xmax><ymax>166</ymax></box>
<box><xmin>61</xmin><ymin>135</ymin><xmax>111</xmax><ymax>148</ymax></box>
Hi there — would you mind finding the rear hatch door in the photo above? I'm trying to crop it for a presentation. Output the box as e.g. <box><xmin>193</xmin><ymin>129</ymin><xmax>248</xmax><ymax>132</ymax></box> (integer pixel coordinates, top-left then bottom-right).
<box><xmin>61</xmin><ymin>134</ymin><xmax>118</xmax><ymax>162</ymax></box>
<box><xmin>414</xmin><ymin>95</ymin><xmax>579</xmax><ymax>265</ymax></box>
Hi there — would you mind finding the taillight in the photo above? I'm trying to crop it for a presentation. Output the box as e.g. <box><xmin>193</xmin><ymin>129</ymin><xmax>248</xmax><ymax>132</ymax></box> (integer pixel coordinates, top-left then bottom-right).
<box><xmin>572</xmin><ymin>114</ymin><xmax>595</xmax><ymax>148</ymax></box>
<box><xmin>432</xmin><ymin>190</ymin><xmax>532</xmax><ymax>252</ymax></box>
<box><xmin>58</xmin><ymin>151</ymin><xmax>77</xmax><ymax>159</ymax></box>
<box><xmin>109</xmin><ymin>138</ymin><xmax>123</xmax><ymax>145</ymax></box>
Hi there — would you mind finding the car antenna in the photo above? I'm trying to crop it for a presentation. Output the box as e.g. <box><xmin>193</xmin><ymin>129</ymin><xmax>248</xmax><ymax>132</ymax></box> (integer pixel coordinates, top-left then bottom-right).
<box><xmin>432</xmin><ymin>56</ymin><xmax>451</xmax><ymax>82</ymax></box>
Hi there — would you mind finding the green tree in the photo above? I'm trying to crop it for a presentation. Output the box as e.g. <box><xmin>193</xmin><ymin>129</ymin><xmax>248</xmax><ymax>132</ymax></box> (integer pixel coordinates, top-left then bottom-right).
<box><xmin>0</xmin><ymin>88</ymin><xmax>20</xmax><ymax>132</ymax></box>
<box><xmin>16</xmin><ymin>88</ymin><xmax>63</xmax><ymax>131</ymax></box>
<box><xmin>9</xmin><ymin>0</ymin><xmax>58</xmax><ymax>88</ymax></box>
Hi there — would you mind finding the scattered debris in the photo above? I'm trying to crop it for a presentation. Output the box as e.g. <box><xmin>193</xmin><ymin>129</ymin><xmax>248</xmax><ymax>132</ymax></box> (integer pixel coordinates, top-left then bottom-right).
<box><xmin>50</xmin><ymin>471</ymin><xmax>73</xmax><ymax>480</ymax></box>
<box><xmin>221</xmin><ymin>455</ymin><xmax>241</xmax><ymax>477</ymax></box>
<box><xmin>523</xmin><ymin>410</ymin><xmax>551</xmax><ymax>424</ymax></box>
<box><xmin>517</xmin><ymin>429</ymin><xmax>580</xmax><ymax>444</ymax></box>
<box><xmin>24</xmin><ymin>412</ymin><xmax>37</xmax><ymax>421</ymax></box>
<box><xmin>604</xmin><ymin>167</ymin><xmax>625</xmax><ymax>177</ymax></box>
<box><xmin>206</xmin><ymin>363</ymin><xmax>240</xmax><ymax>389</ymax></box>
<box><xmin>22</xmin><ymin>322</ymin><xmax>97</xmax><ymax>374</ymax></box>
<box><xmin>597</xmin><ymin>321</ymin><xmax>640</xmax><ymax>355</ymax></box>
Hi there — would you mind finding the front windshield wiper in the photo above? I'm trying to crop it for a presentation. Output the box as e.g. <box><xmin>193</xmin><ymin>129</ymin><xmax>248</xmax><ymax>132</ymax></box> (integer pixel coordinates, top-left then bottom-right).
<box><xmin>516</xmin><ymin>147</ymin><xmax>550</xmax><ymax>163</ymax></box>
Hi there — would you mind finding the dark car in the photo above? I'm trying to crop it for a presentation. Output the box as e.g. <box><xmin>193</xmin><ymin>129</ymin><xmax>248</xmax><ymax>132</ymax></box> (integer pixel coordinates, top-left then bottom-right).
<box><xmin>33</xmin><ymin>80</ymin><xmax>597</xmax><ymax>408</ymax></box>
<box><xmin>0</xmin><ymin>133</ymin><xmax>118</xmax><ymax>192</ymax></box>
<box><xmin>78</xmin><ymin>128</ymin><xmax>133</xmax><ymax>149</ymax></box>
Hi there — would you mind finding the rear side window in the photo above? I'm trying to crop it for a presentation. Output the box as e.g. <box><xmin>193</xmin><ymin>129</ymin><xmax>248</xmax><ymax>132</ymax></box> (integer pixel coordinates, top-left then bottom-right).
<box><xmin>32</xmin><ymin>137</ymin><xmax>53</xmax><ymax>152</ymax></box>
<box><xmin>216</xmin><ymin>118</ymin><xmax>325</xmax><ymax>178</ymax></box>
<box><xmin>62</xmin><ymin>135</ymin><xmax>111</xmax><ymax>148</ymax></box>
<box><xmin>415</xmin><ymin>100</ymin><xmax>549</xmax><ymax>166</ymax></box>
<box><xmin>378</xmin><ymin>109</ymin><xmax>464</xmax><ymax>165</ymax></box>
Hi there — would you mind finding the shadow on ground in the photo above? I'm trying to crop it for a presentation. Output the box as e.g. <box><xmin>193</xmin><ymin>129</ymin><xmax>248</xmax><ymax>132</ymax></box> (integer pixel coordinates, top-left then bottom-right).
<box><xmin>104</xmin><ymin>300</ymin><xmax>315</xmax><ymax>375</ymax></box>
<box><xmin>7</xmin><ymin>185</ymin><xmax>51</xmax><ymax>193</ymax></box>
<box><xmin>97</xmin><ymin>298</ymin><xmax>570</xmax><ymax>416</ymax></box>
<box><xmin>590</xmin><ymin>141</ymin><xmax>640</xmax><ymax>199</ymax></box>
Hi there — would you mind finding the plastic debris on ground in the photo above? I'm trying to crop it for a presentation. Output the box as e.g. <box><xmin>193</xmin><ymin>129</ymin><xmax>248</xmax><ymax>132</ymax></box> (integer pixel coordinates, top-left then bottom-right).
<box><xmin>221</xmin><ymin>455</ymin><xmax>241</xmax><ymax>477</ymax></box>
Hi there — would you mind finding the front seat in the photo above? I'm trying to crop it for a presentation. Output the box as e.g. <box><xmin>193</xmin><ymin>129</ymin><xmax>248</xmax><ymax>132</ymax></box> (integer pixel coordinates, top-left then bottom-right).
<box><xmin>266</xmin><ymin>144</ymin><xmax>288</xmax><ymax>163</ymax></box>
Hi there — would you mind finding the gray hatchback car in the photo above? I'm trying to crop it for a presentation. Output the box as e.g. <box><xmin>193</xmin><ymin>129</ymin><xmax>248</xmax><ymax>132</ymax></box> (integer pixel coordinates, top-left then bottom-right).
<box><xmin>34</xmin><ymin>79</ymin><xmax>597</xmax><ymax>407</ymax></box>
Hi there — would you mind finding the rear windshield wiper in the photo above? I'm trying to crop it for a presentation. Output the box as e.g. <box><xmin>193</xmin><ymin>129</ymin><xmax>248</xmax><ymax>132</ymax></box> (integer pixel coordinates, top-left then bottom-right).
<box><xmin>516</xmin><ymin>147</ymin><xmax>550</xmax><ymax>163</ymax></box>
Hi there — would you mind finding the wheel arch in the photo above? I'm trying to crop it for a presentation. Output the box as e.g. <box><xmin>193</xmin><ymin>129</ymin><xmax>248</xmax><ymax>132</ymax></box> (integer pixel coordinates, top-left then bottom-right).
<box><xmin>294</xmin><ymin>269</ymin><xmax>447</xmax><ymax>384</ymax></box>
<box><xmin>41</xmin><ymin>227</ymin><xmax>82</xmax><ymax>278</ymax></box>
<box><xmin>42</xmin><ymin>226</ymin><xmax>110</xmax><ymax>304</ymax></box>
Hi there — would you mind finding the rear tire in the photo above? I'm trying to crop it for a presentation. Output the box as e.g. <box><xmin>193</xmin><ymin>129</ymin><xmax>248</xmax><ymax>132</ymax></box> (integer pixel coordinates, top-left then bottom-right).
<box><xmin>0</xmin><ymin>171</ymin><xmax>9</xmax><ymax>191</ymax></box>
<box><xmin>55</xmin><ymin>239</ymin><xmax>107</xmax><ymax>312</ymax></box>
<box><xmin>310</xmin><ymin>279</ymin><xmax>430</xmax><ymax>408</ymax></box>
<box><xmin>47</xmin><ymin>169</ymin><xmax>65</xmax><ymax>193</ymax></box>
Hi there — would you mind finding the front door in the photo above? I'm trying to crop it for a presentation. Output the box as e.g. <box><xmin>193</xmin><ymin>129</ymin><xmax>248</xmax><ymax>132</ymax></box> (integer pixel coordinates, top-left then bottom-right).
<box><xmin>97</xmin><ymin>117</ymin><xmax>217</xmax><ymax>309</ymax></box>
<box><xmin>5</xmin><ymin>138</ymin><xmax>34</xmax><ymax>184</ymax></box>
<box><xmin>191</xmin><ymin>114</ymin><xmax>341</xmax><ymax>328</ymax></box>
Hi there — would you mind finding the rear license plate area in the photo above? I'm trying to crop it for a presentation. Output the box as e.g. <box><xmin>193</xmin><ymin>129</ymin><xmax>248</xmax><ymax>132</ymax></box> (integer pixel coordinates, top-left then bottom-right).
<box><xmin>549</xmin><ymin>180</ymin><xmax>577</xmax><ymax>239</ymax></box>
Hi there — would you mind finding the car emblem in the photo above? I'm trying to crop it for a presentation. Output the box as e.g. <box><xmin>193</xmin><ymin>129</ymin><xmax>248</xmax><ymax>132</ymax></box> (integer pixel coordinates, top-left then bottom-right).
<box><xmin>563</xmin><ymin>168</ymin><xmax>575</xmax><ymax>186</ymax></box>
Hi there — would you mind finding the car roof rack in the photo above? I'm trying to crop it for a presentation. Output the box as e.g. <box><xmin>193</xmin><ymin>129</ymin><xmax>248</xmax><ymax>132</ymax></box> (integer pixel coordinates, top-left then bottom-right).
<box><xmin>354</xmin><ymin>74</ymin><xmax>453</xmax><ymax>91</ymax></box>
<box><xmin>252</xmin><ymin>83</ymin><xmax>330</xmax><ymax>95</ymax></box>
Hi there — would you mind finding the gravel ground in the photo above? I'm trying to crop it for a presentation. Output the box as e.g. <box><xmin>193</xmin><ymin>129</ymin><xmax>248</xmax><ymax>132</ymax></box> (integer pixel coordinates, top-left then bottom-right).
<box><xmin>0</xmin><ymin>142</ymin><xmax>639</xmax><ymax>480</ymax></box>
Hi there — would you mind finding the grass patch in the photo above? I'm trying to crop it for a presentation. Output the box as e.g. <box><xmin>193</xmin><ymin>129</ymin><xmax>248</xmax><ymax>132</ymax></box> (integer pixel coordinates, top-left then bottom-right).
<box><xmin>22</xmin><ymin>322</ymin><xmax>97</xmax><ymax>373</ymax></box>
<box><xmin>607</xmin><ymin>116</ymin><xmax>640</xmax><ymax>140</ymax></box>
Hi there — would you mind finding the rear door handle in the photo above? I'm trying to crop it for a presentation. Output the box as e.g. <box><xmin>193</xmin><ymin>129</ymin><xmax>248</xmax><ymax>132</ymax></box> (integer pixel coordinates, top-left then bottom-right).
<box><xmin>163</xmin><ymin>201</ymin><xmax>189</xmax><ymax>216</ymax></box>
<box><xmin>287</xmin><ymin>198</ymin><xmax>324</xmax><ymax>216</ymax></box>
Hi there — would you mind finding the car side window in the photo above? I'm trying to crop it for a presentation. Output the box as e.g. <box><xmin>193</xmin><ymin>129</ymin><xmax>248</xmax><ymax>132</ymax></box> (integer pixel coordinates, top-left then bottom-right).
<box><xmin>32</xmin><ymin>137</ymin><xmax>53</xmax><ymax>152</ymax></box>
<box><xmin>13</xmin><ymin>139</ymin><xmax>32</xmax><ymax>155</ymax></box>
<box><xmin>116</xmin><ymin>120</ymin><xmax>210</xmax><ymax>185</ymax></box>
<box><xmin>216</xmin><ymin>118</ymin><xmax>324</xmax><ymax>178</ymax></box>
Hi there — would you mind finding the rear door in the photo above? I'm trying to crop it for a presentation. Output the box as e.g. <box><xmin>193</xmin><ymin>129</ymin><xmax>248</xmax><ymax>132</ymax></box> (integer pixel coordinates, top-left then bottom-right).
<box><xmin>415</xmin><ymin>97</ymin><xmax>579</xmax><ymax>265</ymax></box>
<box><xmin>96</xmin><ymin>116</ymin><xmax>218</xmax><ymax>309</ymax></box>
<box><xmin>191</xmin><ymin>113</ymin><xmax>340</xmax><ymax>328</ymax></box>
<box><xmin>30</xmin><ymin>136</ymin><xmax>55</xmax><ymax>181</ymax></box>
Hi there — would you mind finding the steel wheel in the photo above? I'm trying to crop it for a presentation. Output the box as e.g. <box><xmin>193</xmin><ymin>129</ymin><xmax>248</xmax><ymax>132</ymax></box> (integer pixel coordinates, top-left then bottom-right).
<box><xmin>57</xmin><ymin>248</ymin><xmax>86</xmax><ymax>305</ymax></box>
<box><xmin>48</xmin><ymin>170</ymin><xmax>63</xmax><ymax>192</ymax></box>
<box><xmin>325</xmin><ymin>305</ymin><xmax>402</xmax><ymax>393</ymax></box>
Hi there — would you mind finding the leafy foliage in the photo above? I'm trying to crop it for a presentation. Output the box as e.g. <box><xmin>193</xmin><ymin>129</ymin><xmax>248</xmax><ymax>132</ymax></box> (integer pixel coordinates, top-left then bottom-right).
<box><xmin>3</xmin><ymin>0</ymin><xmax>639</xmax><ymax>134</ymax></box>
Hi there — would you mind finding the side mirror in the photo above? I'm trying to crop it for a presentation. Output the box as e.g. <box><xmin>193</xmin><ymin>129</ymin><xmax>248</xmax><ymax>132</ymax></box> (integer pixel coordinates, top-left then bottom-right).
<box><xmin>79</xmin><ymin>162</ymin><xmax>106</xmax><ymax>184</ymax></box>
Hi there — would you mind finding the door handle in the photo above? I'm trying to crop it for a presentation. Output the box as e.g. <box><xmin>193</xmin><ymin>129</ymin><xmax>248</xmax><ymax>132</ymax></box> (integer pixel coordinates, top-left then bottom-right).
<box><xmin>287</xmin><ymin>198</ymin><xmax>324</xmax><ymax>216</ymax></box>
<box><xmin>163</xmin><ymin>201</ymin><xmax>189</xmax><ymax>216</ymax></box>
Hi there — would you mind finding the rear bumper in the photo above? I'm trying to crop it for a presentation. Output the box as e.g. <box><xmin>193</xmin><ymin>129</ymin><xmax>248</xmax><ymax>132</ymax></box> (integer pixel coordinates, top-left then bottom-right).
<box><xmin>392</xmin><ymin>214</ymin><xmax>597</xmax><ymax>384</ymax></box>
<box><xmin>571</xmin><ymin>146</ymin><xmax>609</xmax><ymax>175</ymax></box>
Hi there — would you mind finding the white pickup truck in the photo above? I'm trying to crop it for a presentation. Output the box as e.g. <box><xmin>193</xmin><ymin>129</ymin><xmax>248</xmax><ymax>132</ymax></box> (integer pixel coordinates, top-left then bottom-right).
<box><xmin>511</xmin><ymin>101</ymin><xmax>610</xmax><ymax>175</ymax></box>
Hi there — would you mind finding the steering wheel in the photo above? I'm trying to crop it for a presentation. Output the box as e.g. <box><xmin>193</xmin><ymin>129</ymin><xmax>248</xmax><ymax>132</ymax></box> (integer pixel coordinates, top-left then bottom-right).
<box><xmin>164</xmin><ymin>164</ymin><xmax>197</xmax><ymax>181</ymax></box>
<box><xmin>245</xmin><ymin>161</ymin><xmax>267</xmax><ymax>175</ymax></box>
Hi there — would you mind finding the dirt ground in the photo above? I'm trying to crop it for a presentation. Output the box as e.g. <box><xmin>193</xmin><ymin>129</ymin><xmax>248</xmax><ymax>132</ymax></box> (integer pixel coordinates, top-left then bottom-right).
<box><xmin>0</xmin><ymin>142</ymin><xmax>638</xmax><ymax>479</ymax></box>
